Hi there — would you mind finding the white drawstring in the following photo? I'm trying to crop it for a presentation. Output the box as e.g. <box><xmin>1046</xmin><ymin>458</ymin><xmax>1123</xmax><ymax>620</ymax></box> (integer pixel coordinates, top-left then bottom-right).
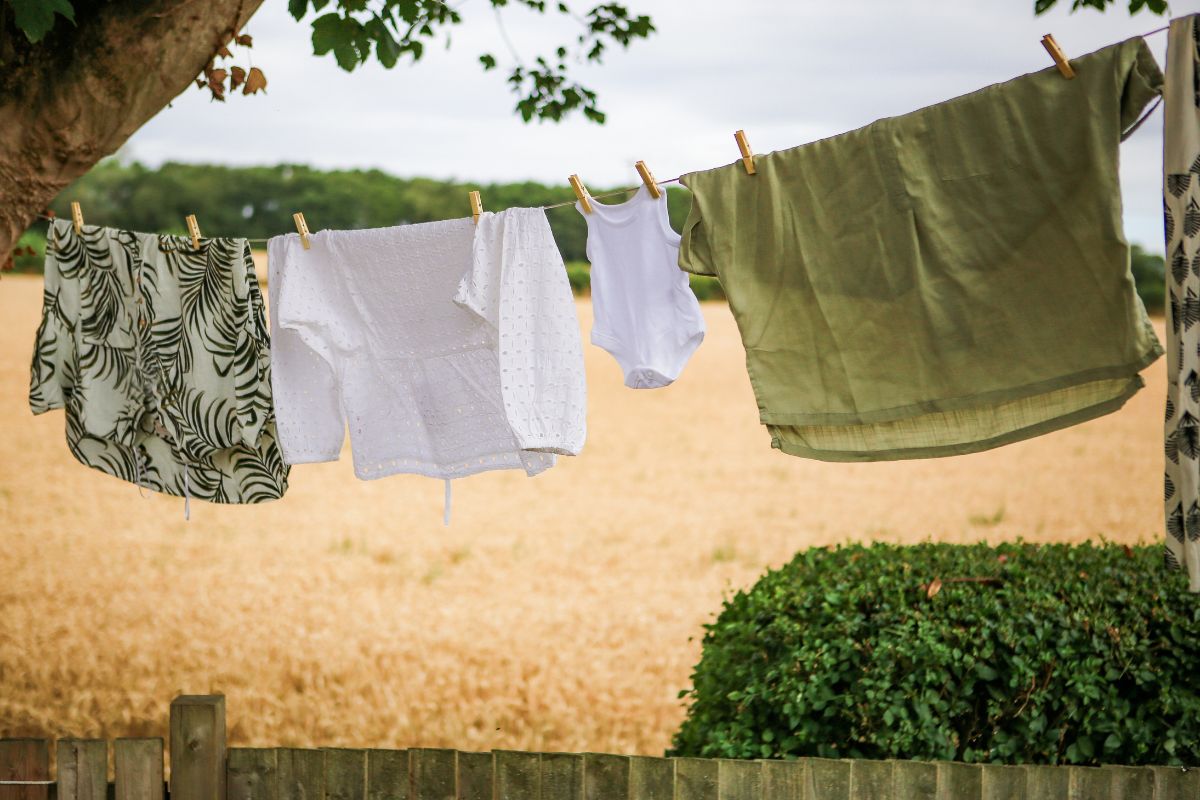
<box><xmin>443</xmin><ymin>479</ymin><xmax>452</xmax><ymax>526</ymax></box>
<box><xmin>183</xmin><ymin>468</ymin><xmax>191</xmax><ymax>521</ymax></box>
<box><xmin>134</xmin><ymin>449</ymin><xmax>149</xmax><ymax>499</ymax></box>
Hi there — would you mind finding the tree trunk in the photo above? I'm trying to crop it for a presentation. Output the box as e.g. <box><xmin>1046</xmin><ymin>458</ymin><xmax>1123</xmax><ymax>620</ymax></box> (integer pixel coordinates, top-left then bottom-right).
<box><xmin>0</xmin><ymin>0</ymin><xmax>266</xmax><ymax>256</ymax></box>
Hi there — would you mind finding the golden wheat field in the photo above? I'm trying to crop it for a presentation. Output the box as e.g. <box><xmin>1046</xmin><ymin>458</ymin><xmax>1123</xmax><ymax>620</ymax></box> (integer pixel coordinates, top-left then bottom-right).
<box><xmin>0</xmin><ymin>270</ymin><xmax>1170</xmax><ymax>757</ymax></box>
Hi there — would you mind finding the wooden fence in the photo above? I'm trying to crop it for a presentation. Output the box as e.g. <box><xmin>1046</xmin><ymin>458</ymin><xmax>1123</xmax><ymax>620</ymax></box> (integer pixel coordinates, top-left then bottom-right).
<box><xmin>1</xmin><ymin>695</ymin><xmax>1198</xmax><ymax>799</ymax></box>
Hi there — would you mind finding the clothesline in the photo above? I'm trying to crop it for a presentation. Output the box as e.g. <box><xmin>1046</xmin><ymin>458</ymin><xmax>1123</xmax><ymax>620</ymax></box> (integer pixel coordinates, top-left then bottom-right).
<box><xmin>27</xmin><ymin>23</ymin><xmax>1169</xmax><ymax>244</ymax></box>
<box><xmin>34</xmin><ymin>176</ymin><xmax>686</xmax><ymax>244</ymax></box>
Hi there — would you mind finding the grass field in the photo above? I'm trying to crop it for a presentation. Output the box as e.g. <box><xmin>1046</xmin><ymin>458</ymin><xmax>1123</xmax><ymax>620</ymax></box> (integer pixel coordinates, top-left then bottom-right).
<box><xmin>0</xmin><ymin>272</ymin><xmax>1169</xmax><ymax>756</ymax></box>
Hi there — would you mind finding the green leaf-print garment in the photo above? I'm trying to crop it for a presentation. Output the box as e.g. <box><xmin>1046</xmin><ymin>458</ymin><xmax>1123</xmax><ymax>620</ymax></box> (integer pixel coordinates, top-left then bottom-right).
<box><xmin>679</xmin><ymin>38</ymin><xmax>1164</xmax><ymax>461</ymax></box>
<box><xmin>29</xmin><ymin>219</ymin><xmax>289</xmax><ymax>505</ymax></box>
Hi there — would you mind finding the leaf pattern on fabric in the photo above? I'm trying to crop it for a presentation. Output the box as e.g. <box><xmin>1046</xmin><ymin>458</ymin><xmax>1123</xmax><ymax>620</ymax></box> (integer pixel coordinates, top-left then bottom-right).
<box><xmin>28</xmin><ymin>219</ymin><xmax>288</xmax><ymax>505</ymax></box>
<box><xmin>1183</xmin><ymin>288</ymin><xmax>1200</xmax><ymax>329</ymax></box>
<box><xmin>1166</xmin><ymin>546</ymin><xmax>1182</xmax><ymax>571</ymax></box>
<box><xmin>1167</xmin><ymin>472</ymin><xmax>1177</xmax><ymax>501</ymax></box>
<box><xmin>1169</xmin><ymin>503</ymin><xmax>1187</xmax><ymax>543</ymax></box>
<box><xmin>1173</xmin><ymin>243</ymin><xmax>1190</xmax><ymax>284</ymax></box>
<box><xmin>1169</xmin><ymin>173</ymin><xmax>1192</xmax><ymax>198</ymax></box>
<box><xmin>1186</xmin><ymin>198</ymin><xmax>1200</xmax><ymax>238</ymax></box>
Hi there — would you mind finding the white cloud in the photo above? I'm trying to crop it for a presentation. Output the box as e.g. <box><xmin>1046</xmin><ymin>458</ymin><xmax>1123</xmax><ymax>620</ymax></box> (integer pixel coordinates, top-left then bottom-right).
<box><xmin>124</xmin><ymin>0</ymin><xmax>1186</xmax><ymax>248</ymax></box>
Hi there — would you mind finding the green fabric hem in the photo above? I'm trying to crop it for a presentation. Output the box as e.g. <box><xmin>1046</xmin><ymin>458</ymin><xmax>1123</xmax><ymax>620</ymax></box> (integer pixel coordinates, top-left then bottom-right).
<box><xmin>769</xmin><ymin>375</ymin><xmax>1144</xmax><ymax>462</ymax></box>
<box><xmin>756</xmin><ymin>344</ymin><xmax>1162</xmax><ymax>427</ymax></box>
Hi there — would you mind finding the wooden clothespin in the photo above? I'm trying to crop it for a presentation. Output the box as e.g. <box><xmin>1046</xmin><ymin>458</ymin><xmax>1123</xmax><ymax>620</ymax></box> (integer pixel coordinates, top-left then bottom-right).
<box><xmin>70</xmin><ymin>201</ymin><xmax>84</xmax><ymax>234</ymax></box>
<box><xmin>469</xmin><ymin>190</ymin><xmax>483</xmax><ymax>225</ymax></box>
<box><xmin>1041</xmin><ymin>34</ymin><xmax>1075</xmax><ymax>79</ymax></box>
<box><xmin>185</xmin><ymin>214</ymin><xmax>202</xmax><ymax>249</ymax></box>
<box><xmin>734</xmin><ymin>130</ymin><xmax>756</xmax><ymax>175</ymax></box>
<box><xmin>569</xmin><ymin>174</ymin><xmax>593</xmax><ymax>214</ymax></box>
<box><xmin>292</xmin><ymin>211</ymin><xmax>311</xmax><ymax>250</ymax></box>
<box><xmin>635</xmin><ymin>160</ymin><xmax>662</xmax><ymax>199</ymax></box>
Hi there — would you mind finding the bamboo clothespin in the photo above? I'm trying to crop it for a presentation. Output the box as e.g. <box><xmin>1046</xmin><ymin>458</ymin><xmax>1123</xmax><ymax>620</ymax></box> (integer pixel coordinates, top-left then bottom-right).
<box><xmin>734</xmin><ymin>130</ymin><xmax>756</xmax><ymax>175</ymax></box>
<box><xmin>185</xmin><ymin>214</ymin><xmax>202</xmax><ymax>249</ymax></box>
<box><xmin>469</xmin><ymin>190</ymin><xmax>483</xmax><ymax>224</ymax></box>
<box><xmin>292</xmin><ymin>212</ymin><xmax>311</xmax><ymax>250</ymax></box>
<box><xmin>1041</xmin><ymin>34</ymin><xmax>1075</xmax><ymax>79</ymax></box>
<box><xmin>569</xmin><ymin>174</ymin><xmax>593</xmax><ymax>214</ymax></box>
<box><xmin>70</xmin><ymin>201</ymin><xmax>84</xmax><ymax>233</ymax></box>
<box><xmin>635</xmin><ymin>160</ymin><xmax>662</xmax><ymax>199</ymax></box>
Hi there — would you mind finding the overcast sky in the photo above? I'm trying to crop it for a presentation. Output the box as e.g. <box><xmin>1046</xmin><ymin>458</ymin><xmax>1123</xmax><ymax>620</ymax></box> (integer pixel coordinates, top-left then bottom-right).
<box><xmin>124</xmin><ymin>0</ymin><xmax>1196</xmax><ymax>250</ymax></box>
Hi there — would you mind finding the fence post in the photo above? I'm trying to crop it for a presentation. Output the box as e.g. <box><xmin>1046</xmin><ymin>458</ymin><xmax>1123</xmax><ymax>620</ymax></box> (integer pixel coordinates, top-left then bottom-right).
<box><xmin>170</xmin><ymin>696</ymin><xmax>227</xmax><ymax>800</ymax></box>
<box><xmin>583</xmin><ymin>754</ymin><xmax>628</xmax><ymax>800</ymax></box>
<box><xmin>57</xmin><ymin>740</ymin><xmax>107</xmax><ymax>800</ymax></box>
<box><xmin>366</xmin><ymin>750</ymin><xmax>408</xmax><ymax>800</ymax></box>
<box><xmin>0</xmin><ymin>740</ymin><xmax>49</xmax><ymax>800</ymax></box>
<box><xmin>115</xmin><ymin>739</ymin><xmax>164</xmax><ymax>800</ymax></box>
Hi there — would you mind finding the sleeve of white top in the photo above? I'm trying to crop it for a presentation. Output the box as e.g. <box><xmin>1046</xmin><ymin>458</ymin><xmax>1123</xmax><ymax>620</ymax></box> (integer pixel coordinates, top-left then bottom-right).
<box><xmin>459</xmin><ymin>208</ymin><xmax>587</xmax><ymax>456</ymax></box>
<box><xmin>267</xmin><ymin>234</ymin><xmax>346</xmax><ymax>464</ymax></box>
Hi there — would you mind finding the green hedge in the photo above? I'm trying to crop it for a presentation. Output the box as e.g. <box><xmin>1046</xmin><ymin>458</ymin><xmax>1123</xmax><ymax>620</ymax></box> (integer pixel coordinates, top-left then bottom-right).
<box><xmin>670</xmin><ymin>542</ymin><xmax>1199</xmax><ymax>766</ymax></box>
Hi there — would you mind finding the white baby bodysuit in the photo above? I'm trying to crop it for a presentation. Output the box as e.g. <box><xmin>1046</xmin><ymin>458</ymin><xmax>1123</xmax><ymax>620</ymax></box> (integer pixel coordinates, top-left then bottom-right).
<box><xmin>579</xmin><ymin>185</ymin><xmax>705</xmax><ymax>389</ymax></box>
<box><xmin>267</xmin><ymin>208</ymin><xmax>586</xmax><ymax>491</ymax></box>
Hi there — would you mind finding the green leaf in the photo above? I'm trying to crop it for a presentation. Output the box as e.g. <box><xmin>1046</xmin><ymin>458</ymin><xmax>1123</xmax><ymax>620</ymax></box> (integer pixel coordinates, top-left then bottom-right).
<box><xmin>479</xmin><ymin>53</ymin><xmax>497</xmax><ymax>70</ymax></box>
<box><xmin>8</xmin><ymin>0</ymin><xmax>75</xmax><ymax>43</ymax></box>
<box><xmin>311</xmin><ymin>13</ymin><xmax>365</xmax><ymax>71</ymax></box>
<box><xmin>288</xmin><ymin>0</ymin><xmax>309</xmax><ymax>19</ymax></box>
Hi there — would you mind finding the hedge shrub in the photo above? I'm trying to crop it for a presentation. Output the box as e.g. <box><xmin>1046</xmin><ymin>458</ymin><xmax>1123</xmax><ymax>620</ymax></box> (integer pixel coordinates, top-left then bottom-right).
<box><xmin>669</xmin><ymin>542</ymin><xmax>1200</xmax><ymax>766</ymax></box>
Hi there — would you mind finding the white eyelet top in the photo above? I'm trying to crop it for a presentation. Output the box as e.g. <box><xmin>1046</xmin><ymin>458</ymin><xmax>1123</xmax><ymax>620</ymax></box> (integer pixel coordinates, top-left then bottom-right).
<box><xmin>267</xmin><ymin>207</ymin><xmax>586</xmax><ymax>482</ymax></box>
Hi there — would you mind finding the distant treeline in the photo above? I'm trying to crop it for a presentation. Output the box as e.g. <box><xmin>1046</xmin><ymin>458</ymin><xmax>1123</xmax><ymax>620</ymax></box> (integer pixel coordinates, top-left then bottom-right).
<box><xmin>35</xmin><ymin>160</ymin><xmax>694</xmax><ymax>266</ymax></box>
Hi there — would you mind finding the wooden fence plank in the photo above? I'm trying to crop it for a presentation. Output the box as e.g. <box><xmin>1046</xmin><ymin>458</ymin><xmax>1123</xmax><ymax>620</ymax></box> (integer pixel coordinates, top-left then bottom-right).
<box><xmin>805</xmin><ymin>759</ymin><xmax>849</xmax><ymax>800</ymax></box>
<box><xmin>1152</xmin><ymin>766</ymin><xmax>1200</xmax><ymax>800</ymax></box>
<box><xmin>628</xmin><ymin>757</ymin><xmax>672</xmax><ymax>800</ymax></box>
<box><xmin>1021</xmin><ymin>765</ymin><xmax>1069</xmax><ymax>800</ymax></box>
<box><xmin>936</xmin><ymin>763</ymin><xmax>980</xmax><ymax>800</ymax></box>
<box><xmin>539</xmin><ymin>753</ymin><xmax>583</xmax><ymax>800</ymax></box>
<box><xmin>1068</xmin><ymin>766</ymin><xmax>1106</xmax><ymax>799</ymax></box>
<box><xmin>115</xmin><ymin>738</ymin><xmax>163</xmax><ymax>800</ymax></box>
<box><xmin>979</xmin><ymin>765</ymin><xmax>1024</xmax><ymax>800</ymax></box>
<box><xmin>170</xmin><ymin>695</ymin><xmax>227</xmax><ymax>800</ymax></box>
<box><xmin>673</xmin><ymin>759</ymin><xmax>717</xmax><ymax>800</ymax></box>
<box><xmin>227</xmin><ymin>749</ymin><xmax>278</xmax><ymax>800</ymax></box>
<box><xmin>454</xmin><ymin>753</ymin><xmax>491</xmax><ymax>800</ymax></box>
<box><xmin>583</xmin><ymin>754</ymin><xmax>628</xmax><ymax>800</ymax></box>
<box><xmin>495</xmin><ymin>751</ymin><xmax>539</xmax><ymax>800</ymax></box>
<box><xmin>277</xmin><ymin>750</ymin><xmax>324</xmax><ymax>800</ymax></box>
<box><xmin>716</xmin><ymin>761</ymin><xmax>760</xmax><ymax>800</ymax></box>
<box><xmin>0</xmin><ymin>739</ymin><xmax>50</xmax><ymax>800</ymax></box>
<box><xmin>892</xmin><ymin>761</ymin><xmax>936</xmax><ymax>799</ymax></box>
<box><xmin>1105</xmin><ymin>766</ymin><xmax>1154</xmax><ymax>799</ymax></box>
<box><xmin>408</xmin><ymin>750</ymin><xmax>455</xmax><ymax>800</ymax></box>
<box><xmin>366</xmin><ymin>750</ymin><xmax>407</xmax><ymax>800</ymax></box>
<box><xmin>848</xmin><ymin>760</ymin><xmax>890</xmax><ymax>800</ymax></box>
<box><xmin>759</xmin><ymin>760</ymin><xmax>806</xmax><ymax>800</ymax></box>
<box><xmin>57</xmin><ymin>740</ymin><xmax>107</xmax><ymax>800</ymax></box>
<box><xmin>323</xmin><ymin>750</ymin><xmax>366</xmax><ymax>800</ymax></box>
